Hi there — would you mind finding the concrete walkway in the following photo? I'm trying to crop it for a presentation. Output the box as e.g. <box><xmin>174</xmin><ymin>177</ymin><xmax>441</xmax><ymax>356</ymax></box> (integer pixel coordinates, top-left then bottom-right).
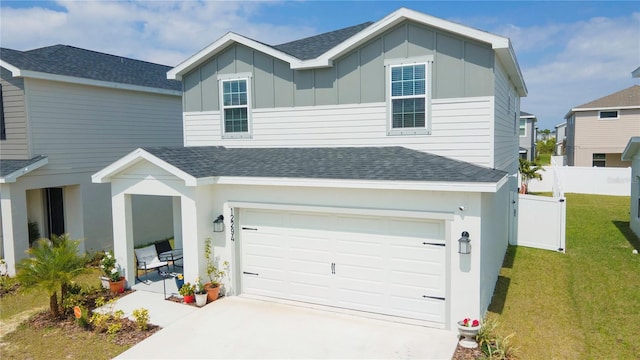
<box><xmin>98</xmin><ymin>290</ymin><xmax>197</xmax><ymax>328</ymax></box>
<box><xmin>115</xmin><ymin>296</ymin><xmax>458</xmax><ymax>359</ymax></box>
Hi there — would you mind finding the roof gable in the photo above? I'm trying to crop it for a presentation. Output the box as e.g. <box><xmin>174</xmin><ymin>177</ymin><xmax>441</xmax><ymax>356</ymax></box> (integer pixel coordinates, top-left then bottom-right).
<box><xmin>168</xmin><ymin>7</ymin><xmax>526</xmax><ymax>96</ymax></box>
<box><xmin>622</xmin><ymin>136</ymin><xmax>640</xmax><ymax>161</ymax></box>
<box><xmin>1</xmin><ymin>45</ymin><xmax>181</xmax><ymax>94</ymax></box>
<box><xmin>571</xmin><ymin>85</ymin><xmax>640</xmax><ymax>112</ymax></box>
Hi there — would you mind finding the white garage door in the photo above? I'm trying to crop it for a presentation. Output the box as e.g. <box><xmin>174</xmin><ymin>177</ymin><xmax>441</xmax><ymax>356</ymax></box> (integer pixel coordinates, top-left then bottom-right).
<box><xmin>239</xmin><ymin>208</ymin><xmax>447</xmax><ymax>325</ymax></box>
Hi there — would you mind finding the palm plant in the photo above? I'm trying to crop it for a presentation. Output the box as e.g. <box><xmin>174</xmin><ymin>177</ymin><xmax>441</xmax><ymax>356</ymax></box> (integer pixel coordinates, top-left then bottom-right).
<box><xmin>16</xmin><ymin>234</ymin><xmax>87</xmax><ymax>317</ymax></box>
<box><xmin>518</xmin><ymin>158</ymin><xmax>544</xmax><ymax>194</ymax></box>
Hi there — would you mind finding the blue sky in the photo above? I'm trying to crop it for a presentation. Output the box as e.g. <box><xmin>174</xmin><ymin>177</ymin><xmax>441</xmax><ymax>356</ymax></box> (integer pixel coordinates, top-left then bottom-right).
<box><xmin>1</xmin><ymin>1</ymin><xmax>638</xmax><ymax>130</ymax></box>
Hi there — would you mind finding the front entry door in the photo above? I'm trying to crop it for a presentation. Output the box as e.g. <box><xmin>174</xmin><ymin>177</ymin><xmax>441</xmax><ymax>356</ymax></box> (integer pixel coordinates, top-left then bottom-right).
<box><xmin>45</xmin><ymin>187</ymin><xmax>65</xmax><ymax>237</ymax></box>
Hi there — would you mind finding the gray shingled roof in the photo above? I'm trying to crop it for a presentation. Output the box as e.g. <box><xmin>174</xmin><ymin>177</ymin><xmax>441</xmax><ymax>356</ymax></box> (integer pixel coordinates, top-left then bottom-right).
<box><xmin>574</xmin><ymin>85</ymin><xmax>640</xmax><ymax>109</ymax></box>
<box><xmin>141</xmin><ymin>146</ymin><xmax>507</xmax><ymax>183</ymax></box>
<box><xmin>1</xmin><ymin>45</ymin><xmax>181</xmax><ymax>91</ymax></box>
<box><xmin>0</xmin><ymin>156</ymin><xmax>47</xmax><ymax>178</ymax></box>
<box><xmin>272</xmin><ymin>22</ymin><xmax>373</xmax><ymax>60</ymax></box>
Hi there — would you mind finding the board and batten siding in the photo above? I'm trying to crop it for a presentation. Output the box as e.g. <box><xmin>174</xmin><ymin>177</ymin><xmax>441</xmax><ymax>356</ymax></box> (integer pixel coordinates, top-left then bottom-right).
<box><xmin>24</xmin><ymin>78</ymin><xmax>182</xmax><ymax>176</ymax></box>
<box><xmin>184</xmin><ymin>96</ymin><xmax>494</xmax><ymax>168</ymax></box>
<box><xmin>0</xmin><ymin>67</ymin><xmax>30</xmax><ymax>160</ymax></box>
<box><xmin>182</xmin><ymin>21</ymin><xmax>495</xmax><ymax>112</ymax></box>
<box><xmin>492</xmin><ymin>58</ymin><xmax>519</xmax><ymax>173</ymax></box>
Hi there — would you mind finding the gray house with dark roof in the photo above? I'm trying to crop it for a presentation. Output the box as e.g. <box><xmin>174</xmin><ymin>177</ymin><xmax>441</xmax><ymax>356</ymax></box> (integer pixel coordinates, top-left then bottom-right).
<box><xmin>93</xmin><ymin>8</ymin><xmax>526</xmax><ymax>331</ymax></box>
<box><xmin>0</xmin><ymin>45</ymin><xmax>183</xmax><ymax>274</ymax></box>
<box><xmin>519</xmin><ymin>111</ymin><xmax>537</xmax><ymax>161</ymax></box>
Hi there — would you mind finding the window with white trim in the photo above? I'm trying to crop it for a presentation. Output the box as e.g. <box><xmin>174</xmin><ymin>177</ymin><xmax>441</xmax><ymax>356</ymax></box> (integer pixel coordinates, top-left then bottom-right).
<box><xmin>386</xmin><ymin>59</ymin><xmax>431</xmax><ymax>135</ymax></box>
<box><xmin>598</xmin><ymin>110</ymin><xmax>618</xmax><ymax>119</ymax></box>
<box><xmin>219</xmin><ymin>75</ymin><xmax>251</xmax><ymax>138</ymax></box>
<box><xmin>519</xmin><ymin>119</ymin><xmax>526</xmax><ymax>137</ymax></box>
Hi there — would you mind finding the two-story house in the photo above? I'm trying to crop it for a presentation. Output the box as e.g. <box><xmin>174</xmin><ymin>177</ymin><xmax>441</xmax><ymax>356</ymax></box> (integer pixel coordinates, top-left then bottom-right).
<box><xmin>519</xmin><ymin>111</ymin><xmax>537</xmax><ymax>161</ymax></box>
<box><xmin>0</xmin><ymin>45</ymin><xmax>183</xmax><ymax>275</ymax></box>
<box><xmin>93</xmin><ymin>8</ymin><xmax>526</xmax><ymax>330</ymax></box>
<box><xmin>555</xmin><ymin>122</ymin><xmax>567</xmax><ymax>156</ymax></box>
<box><xmin>565</xmin><ymin>85</ymin><xmax>640</xmax><ymax>167</ymax></box>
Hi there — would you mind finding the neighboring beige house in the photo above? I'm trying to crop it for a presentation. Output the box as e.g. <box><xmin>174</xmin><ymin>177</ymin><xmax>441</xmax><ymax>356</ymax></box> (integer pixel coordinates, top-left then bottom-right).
<box><xmin>565</xmin><ymin>85</ymin><xmax>640</xmax><ymax>167</ymax></box>
<box><xmin>622</xmin><ymin>137</ymin><xmax>640</xmax><ymax>239</ymax></box>
<box><xmin>0</xmin><ymin>45</ymin><xmax>183</xmax><ymax>275</ymax></box>
<box><xmin>519</xmin><ymin>111</ymin><xmax>536</xmax><ymax>161</ymax></box>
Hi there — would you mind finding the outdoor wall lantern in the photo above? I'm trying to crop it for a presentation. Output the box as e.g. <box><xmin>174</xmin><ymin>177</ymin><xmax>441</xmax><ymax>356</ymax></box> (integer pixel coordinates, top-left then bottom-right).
<box><xmin>458</xmin><ymin>231</ymin><xmax>471</xmax><ymax>254</ymax></box>
<box><xmin>213</xmin><ymin>215</ymin><xmax>225</xmax><ymax>232</ymax></box>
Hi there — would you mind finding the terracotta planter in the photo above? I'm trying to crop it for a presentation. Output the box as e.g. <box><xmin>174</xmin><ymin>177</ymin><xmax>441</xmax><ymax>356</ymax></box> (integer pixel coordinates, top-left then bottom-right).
<box><xmin>456</xmin><ymin>321</ymin><xmax>481</xmax><ymax>349</ymax></box>
<box><xmin>195</xmin><ymin>293</ymin><xmax>208</xmax><ymax>307</ymax></box>
<box><xmin>183</xmin><ymin>294</ymin><xmax>195</xmax><ymax>303</ymax></box>
<box><xmin>204</xmin><ymin>283</ymin><xmax>220</xmax><ymax>302</ymax></box>
<box><xmin>109</xmin><ymin>277</ymin><xmax>125</xmax><ymax>294</ymax></box>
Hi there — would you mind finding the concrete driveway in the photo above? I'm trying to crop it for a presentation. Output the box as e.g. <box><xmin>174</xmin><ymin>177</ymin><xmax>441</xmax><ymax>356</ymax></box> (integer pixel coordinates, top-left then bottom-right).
<box><xmin>116</xmin><ymin>296</ymin><xmax>458</xmax><ymax>359</ymax></box>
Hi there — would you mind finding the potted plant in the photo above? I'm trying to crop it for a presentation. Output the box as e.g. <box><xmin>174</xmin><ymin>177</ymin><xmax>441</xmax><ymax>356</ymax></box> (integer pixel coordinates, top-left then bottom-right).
<box><xmin>456</xmin><ymin>318</ymin><xmax>481</xmax><ymax>348</ymax></box>
<box><xmin>204</xmin><ymin>238</ymin><xmax>228</xmax><ymax>302</ymax></box>
<box><xmin>194</xmin><ymin>277</ymin><xmax>207</xmax><ymax>307</ymax></box>
<box><xmin>179</xmin><ymin>282</ymin><xmax>195</xmax><ymax>303</ymax></box>
<box><xmin>100</xmin><ymin>251</ymin><xmax>124</xmax><ymax>294</ymax></box>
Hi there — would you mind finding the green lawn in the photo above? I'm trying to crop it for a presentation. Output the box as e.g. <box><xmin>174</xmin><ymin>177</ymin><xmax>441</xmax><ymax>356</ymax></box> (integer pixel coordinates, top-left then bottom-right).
<box><xmin>488</xmin><ymin>194</ymin><xmax>640</xmax><ymax>359</ymax></box>
<box><xmin>536</xmin><ymin>153</ymin><xmax>551</xmax><ymax>165</ymax></box>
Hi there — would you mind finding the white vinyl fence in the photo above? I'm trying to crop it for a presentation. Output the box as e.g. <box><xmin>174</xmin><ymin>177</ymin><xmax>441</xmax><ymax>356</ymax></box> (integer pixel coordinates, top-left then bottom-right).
<box><xmin>517</xmin><ymin>194</ymin><xmax>566</xmax><ymax>252</ymax></box>
<box><xmin>527</xmin><ymin>165</ymin><xmax>630</xmax><ymax>196</ymax></box>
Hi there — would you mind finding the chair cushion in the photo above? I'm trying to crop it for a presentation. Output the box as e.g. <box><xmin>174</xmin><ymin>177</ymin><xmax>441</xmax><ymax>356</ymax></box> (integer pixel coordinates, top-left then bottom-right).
<box><xmin>135</xmin><ymin>245</ymin><xmax>167</xmax><ymax>270</ymax></box>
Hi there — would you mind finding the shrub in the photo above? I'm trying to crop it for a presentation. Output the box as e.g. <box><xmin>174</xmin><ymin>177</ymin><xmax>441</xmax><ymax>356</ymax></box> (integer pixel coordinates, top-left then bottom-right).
<box><xmin>132</xmin><ymin>308</ymin><xmax>150</xmax><ymax>331</ymax></box>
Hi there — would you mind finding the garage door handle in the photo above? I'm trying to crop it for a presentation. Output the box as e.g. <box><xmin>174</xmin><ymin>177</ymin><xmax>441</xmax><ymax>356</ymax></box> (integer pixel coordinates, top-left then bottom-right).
<box><xmin>423</xmin><ymin>242</ymin><xmax>445</xmax><ymax>247</ymax></box>
<box><xmin>243</xmin><ymin>271</ymin><xmax>259</xmax><ymax>276</ymax></box>
<box><xmin>423</xmin><ymin>295</ymin><xmax>445</xmax><ymax>301</ymax></box>
<box><xmin>242</xmin><ymin>227</ymin><xmax>258</xmax><ymax>231</ymax></box>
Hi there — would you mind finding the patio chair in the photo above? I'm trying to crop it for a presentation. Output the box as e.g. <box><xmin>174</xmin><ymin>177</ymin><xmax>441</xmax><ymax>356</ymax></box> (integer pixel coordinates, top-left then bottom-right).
<box><xmin>134</xmin><ymin>245</ymin><xmax>169</xmax><ymax>282</ymax></box>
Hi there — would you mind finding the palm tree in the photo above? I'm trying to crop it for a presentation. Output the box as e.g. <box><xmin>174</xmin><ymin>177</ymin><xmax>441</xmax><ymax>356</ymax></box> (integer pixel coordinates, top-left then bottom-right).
<box><xmin>16</xmin><ymin>234</ymin><xmax>87</xmax><ymax>317</ymax></box>
<box><xmin>518</xmin><ymin>158</ymin><xmax>544</xmax><ymax>194</ymax></box>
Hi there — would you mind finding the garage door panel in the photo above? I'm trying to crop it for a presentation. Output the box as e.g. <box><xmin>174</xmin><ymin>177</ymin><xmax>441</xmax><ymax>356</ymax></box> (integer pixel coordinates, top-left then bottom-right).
<box><xmin>240</xmin><ymin>208</ymin><xmax>447</xmax><ymax>325</ymax></box>
<box><xmin>390</xmin><ymin>296</ymin><xmax>445</xmax><ymax>322</ymax></box>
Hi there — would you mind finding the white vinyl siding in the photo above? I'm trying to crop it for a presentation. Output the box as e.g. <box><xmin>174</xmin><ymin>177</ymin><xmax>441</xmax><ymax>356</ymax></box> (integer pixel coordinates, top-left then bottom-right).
<box><xmin>492</xmin><ymin>59</ymin><xmax>519</xmax><ymax>173</ymax></box>
<box><xmin>25</xmin><ymin>79</ymin><xmax>182</xmax><ymax>176</ymax></box>
<box><xmin>184</xmin><ymin>96</ymin><xmax>494</xmax><ymax>168</ymax></box>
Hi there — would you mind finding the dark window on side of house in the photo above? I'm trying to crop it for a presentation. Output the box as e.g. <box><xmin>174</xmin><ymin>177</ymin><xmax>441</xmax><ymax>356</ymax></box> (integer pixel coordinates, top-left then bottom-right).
<box><xmin>1</xmin><ymin>84</ymin><xmax>6</xmax><ymax>140</ymax></box>
<box><xmin>599</xmin><ymin>110</ymin><xmax>618</xmax><ymax>119</ymax></box>
<box><xmin>592</xmin><ymin>153</ymin><xmax>606</xmax><ymax>167</ymax></box>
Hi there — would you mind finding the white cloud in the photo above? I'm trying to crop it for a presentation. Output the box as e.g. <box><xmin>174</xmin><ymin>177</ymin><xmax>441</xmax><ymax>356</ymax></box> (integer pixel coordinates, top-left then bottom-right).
<box><xmin>497</xmin><ymin>13</ymin><xmax>640</xmax><ymax>129</ymax></box>
<box><xmin>0</xmin><ymin>0</ymin><xmax>315</xmax><ymax>66</ymax></box>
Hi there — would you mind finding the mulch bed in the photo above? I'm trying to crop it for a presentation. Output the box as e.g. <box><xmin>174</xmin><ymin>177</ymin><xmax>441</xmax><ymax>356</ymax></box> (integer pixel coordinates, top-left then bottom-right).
<box><xmin>451</xmin><ymin>343</ymin><xmax>484</xmax><ymax>359</ymax></box>
<box><xmin>23</xmin><ymin>289</ymin><xmax>159</xmax><ymax>346</ymax></box>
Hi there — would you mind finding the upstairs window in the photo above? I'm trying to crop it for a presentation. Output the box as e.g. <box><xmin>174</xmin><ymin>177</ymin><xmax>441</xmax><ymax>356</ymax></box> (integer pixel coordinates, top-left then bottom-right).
<box><xmin>519</xmin><ymin>119</ymin><xmax>526</xmax><ymax>137</ymax></box>
<box><xmin>219</xmin><ymin>75</ymin><xmax>252</xmax><ymax>138</ymax></box>
<box><xmin>599</xmin><ymin>110</ymin><xmax>618</xmax><ymax>119</ymax></box>
<box><xmin>386</xmin><ymin>58</ymin><xmax>431</xmax><ymax>135</ymax></box>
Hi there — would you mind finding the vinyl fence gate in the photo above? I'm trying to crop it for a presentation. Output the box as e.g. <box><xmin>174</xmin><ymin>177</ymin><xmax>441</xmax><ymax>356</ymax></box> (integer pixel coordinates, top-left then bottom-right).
<box><xmin>517</xmin><ymin>194</ymin><xmax>566</xmax><ymax>252</ymax></box>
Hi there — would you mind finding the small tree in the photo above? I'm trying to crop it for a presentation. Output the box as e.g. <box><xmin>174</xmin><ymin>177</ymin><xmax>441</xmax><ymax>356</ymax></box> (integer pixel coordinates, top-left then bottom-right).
<box><xmin>16</xmin><ymin>234</ymin><xmax>87</xmax><ymax>317</ymax></box>
<box><xmin>518</xmin><ymin>158</ymin><xmax>544</xmax><ymax>194</ymax></box>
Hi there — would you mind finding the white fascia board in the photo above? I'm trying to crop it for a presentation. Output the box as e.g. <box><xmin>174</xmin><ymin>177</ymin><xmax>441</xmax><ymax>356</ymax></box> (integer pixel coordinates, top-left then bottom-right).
<box><xmin>555</xmin><ymin>122</ymin><xmax>567</xmax><ymax>128</ymax></box>
<box><xmin>622</xmin><ymin>136</ymin><xmax>640</xmax><ymax>161</ymax></box>
<box><xmin>203</xmin><ymin>175</ymin><xmax>506</xmax><ymax>193</ymax></box>
<box><xmin>0</xmin><ymin>157</ymin><xmax>48</xmax><ymax>184</ymax></box>
<box><xmin>168</xmin><ymin>32</ymin><xmax>301</xmax><ymax>80</ymax></box>
<box><xmin>91</xmin><ymin>148</ymin><xmax>197</xmax><ymax>185</ymax></box>
<box><xmin>7</xmin><ymin>68</ymin><xmax>181</xmax><ymax>96</ymax></box>
<box><xmin>565</xmin><ymin>105</ymin><xmax>640</xmax><ymax>119</ymax></box>
<box><xmin>0</xmin><ymin>60</ymin><xmax>21</xmax><ymax>75</ymax></box>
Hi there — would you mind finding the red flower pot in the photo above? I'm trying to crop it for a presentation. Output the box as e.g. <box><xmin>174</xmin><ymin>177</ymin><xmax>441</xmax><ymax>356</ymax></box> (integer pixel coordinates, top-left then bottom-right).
<box><xmin>183</xmin><ymin>295</ymin><xmax>195</xmax><ymax>303</ymax></box>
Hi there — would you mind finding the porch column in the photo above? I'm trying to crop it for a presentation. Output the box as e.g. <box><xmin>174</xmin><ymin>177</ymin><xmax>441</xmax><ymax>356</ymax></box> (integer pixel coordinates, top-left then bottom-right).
<box><xmin>172</xmin><ymin>197</ymin><xmax>183</xmax><ymax>249</ymax></box>
<box><xmin>112</xmin><ymin>192</ymin><xmax>134</xmax><ymax>286</ymax></box>
<box><xmin>64</xmin><ymin>185</ymin><xmax>85</xmax><ymax>253</ymax></box>
<box><xmin>180</xmin><ymin>193</ymin><xmax>199</xmax><ymax>283</ymax></box>
<box><xmin>0</xmin><ymin>184</ymin><xmax>28</xmax><ymax>276</ymax></box>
